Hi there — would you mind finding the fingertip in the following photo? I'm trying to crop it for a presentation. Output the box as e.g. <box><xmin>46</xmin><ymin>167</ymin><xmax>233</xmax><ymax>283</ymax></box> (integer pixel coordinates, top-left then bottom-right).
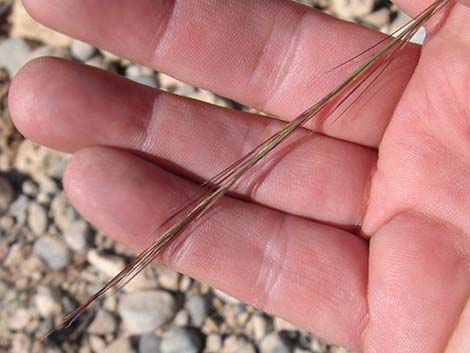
<box><xmin>9</xmin><ymin>57</ymin><xmax>55</xmax><ymax>138</ymax></box>
<box><xmin>9</xmin><ymin>57</ymin><xmax>99</xmax><ymax>151</ymax></box>
<box><xmin>22</xmin><ymin>0</ymin><xmax>51</xmax><ymax>25</ymax></box>
<box><xmin>62</xmin><ymin>147</ymin><xmax>115</xmax><ymax>205</ymax></box>
<box><xmin>62</xmin><ymin>148</ymin><xmax>90</xmax><ymax>201</ymax></box>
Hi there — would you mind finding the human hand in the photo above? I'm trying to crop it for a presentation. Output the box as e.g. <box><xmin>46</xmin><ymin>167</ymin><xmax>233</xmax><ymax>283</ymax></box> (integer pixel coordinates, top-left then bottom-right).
<box><xmin>9</xmin><ymin>1</ymin><xmax>470</xmax><ymax>352</ymax></box>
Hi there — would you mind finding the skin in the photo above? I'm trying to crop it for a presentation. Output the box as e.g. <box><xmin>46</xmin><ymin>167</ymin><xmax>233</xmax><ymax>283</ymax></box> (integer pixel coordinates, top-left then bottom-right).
<box><xmin>8</xmin><ymin>0</ymin><xmax>470</xmax><ymax>352</ymax></box>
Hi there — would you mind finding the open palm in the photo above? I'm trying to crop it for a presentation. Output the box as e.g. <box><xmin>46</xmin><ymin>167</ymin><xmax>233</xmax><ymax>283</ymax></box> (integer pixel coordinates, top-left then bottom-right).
<box><xmin>9</xmin><ymin>1</ymin><xmax>470</xmax><ymax>352</ymax></box>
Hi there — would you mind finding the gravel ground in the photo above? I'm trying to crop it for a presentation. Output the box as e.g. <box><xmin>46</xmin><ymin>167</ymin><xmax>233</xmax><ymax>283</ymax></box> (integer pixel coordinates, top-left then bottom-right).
<box><xmin>0</xmin><ymin>1</ymin><xmax>411</xmax><ymax>353</ymax></box>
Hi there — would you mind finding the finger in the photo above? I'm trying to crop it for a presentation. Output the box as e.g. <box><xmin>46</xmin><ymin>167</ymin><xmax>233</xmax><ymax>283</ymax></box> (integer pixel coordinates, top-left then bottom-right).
<box><xmin>445</xmin><ymin>297</ymin><xmax>470</xmax><ymax>353</ymax></box>
<box><xmin>64</xmin><ymin>146</ymin><xmax>369</xmax><ymax>351</ymax></box>
<box><xmin>22</xmin><ymin>0</ymin><xmax>420</xmax><ymax>147</ymax></box>
<box><xmin>10</xmin><ymin>58</ymin><xmax>376</xmax><ymax>229</ymax></box>
<box><xmin>366</xmin><ymin>212</ymin><xmax>470</xmax><ymax>353</ymax></box>
<box><xmin>458</xmin><ymin>0</ymin><xmax>470</xmax><ymax>8</ymax></box>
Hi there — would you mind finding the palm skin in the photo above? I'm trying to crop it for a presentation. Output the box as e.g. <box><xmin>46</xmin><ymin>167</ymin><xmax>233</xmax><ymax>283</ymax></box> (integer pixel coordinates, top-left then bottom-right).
<box><xmin>8</xmin><ymin>0</ymin><xmax>470</xmax><ymax>352</ymax></box>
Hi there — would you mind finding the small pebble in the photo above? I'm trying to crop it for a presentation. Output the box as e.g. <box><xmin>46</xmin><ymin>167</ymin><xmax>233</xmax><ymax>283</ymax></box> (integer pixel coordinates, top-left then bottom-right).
<box><xmin>51</xmin><ymin>193</ymin><xmax>78</xmax><ymax>231</ymax></box>
<box><xmin>89</xmin><ymin>335</ymin><xmax>107</xmax><ymax>353</ymax></box>
<box><xmin>174</xmin><ymin>309</ymin><xmax>190</xmax><ymax>326</ymax></box>
<box><xmin>125</xmin><ymin>64</ymin><xmax>154</xmax><ymax>78</ymax></box>
<box><xmin>129</xmin><ymin>75</ymin><xmax>158</xmax><ymax>88</ymax></box>
<box><xmin>8</xmin><ymin>308</ymin><xmax>31</xmax><ymax>331</ymax></box>
<box><xmin>158</xmin><ymin>72</ymin><xmax>186</xmax><ymax>92</ymax></box>
<box><xmin>0</xmin><ymin>177</ymin><xmax>14</xmax><ymax>213</ymax></box>
<box><xmin>160</xmin><ymin>327</ymin><xmax>203</xmax><ymax>353</ymax></box>
<box><xmin>71</xmin><ymin>39</ymin><xmax>97</xmax><ymax>61</ymax></box>
<box><xmin>85</xmin><ymin>56</ymin><xmax>108</xmax><ymax>70</ymax></box>
<box><xmin>33</xmin><ymin>286</ymin><xmax>57</xmax><ymax>318</ymax></box>
<box><xmin>206</xmin><ymin>334</ymin><xmax>223</xmax><ymax>352</ymax></box>
<box><xmin>36</xmin><ymin>192</ymin><xmax>51</xmax><ymax>205</ymax></box>
<box><xmin>0</xmin><ymin>37</ymin><xmax>31</xmax><ymax>77</ymax></box>
<box><xmin>28</xmin><ymin>45</ymin><xmax>71</xmax><ymax>61</ymax></box>
<box><xmin>221</xmin><ymin>335</ymin><xmax>257</xmax><ymax>353</ymax></box>
<box><xmin>251</xmin><ymin>314</ymin><xmax>269</xmax><ymax>341</ymax></box>
<box><xmin>179</xmin><ymin>276</ymin><xmax>192</xmax><ymax>291</ymax></box>
<box><xmin>87</xmin><ymin>249</ymin><xmax>126</xmax><ymax>277</ymax></box>
<box><xmin>158</xmin><ymin>269</ymin><xmax>180</xmax><ymax>290</ymax></box>
<box><xmin>274</xmin><ymin>317</ymin><xmax>297</xmax><ymax>331</ymax></box>
<box><xmin>294</xmin><ymin>349</ymin><xmax>312</xmax><ymax>353</ymax></box>
<box><xmin>139</xmin><ymin>333</ymin><xmax>162</xmax><ymax>353</ymax></box>
<box><xmin>64</xmin><ymin>220</ymin><xmax>91</xmax><ymax>253</ymax></box>
<box><xmin>21</xmin><ymin>180</ymin><xmax>38</xmax><ymax>197</ymax></box>
<box><xmin>27</xmin><ymin>202</ymin><xmax>48</xmax><ymax>236</ymax></box>
<box><xmin>411</xmin><ymin>26</ymin><xmax>427</xmax><ymax>45</ymax></box>
<box><xmin>187</xmin><ymin>294</ymin><xmax>209</xmax><ymax>327</ymax></box>
<box><xmin>9</xmin><ymin>195</ymin><xmax>29</xmax><ymax>225</ymax></box>
<box><xmin>10</xmin><ymin>333</ymin><xmax>32</xmax><ymax>353</ymax></box>
<box><xmin>33</xmin><ymin>235</ymin><xmax>70</xmax><ymax>269</ymax></box>
<box><xmin>38</xmin><ymin>176</ymin><xmax>59</xmax><ymax>194</ymax></box>
<box><xmin>118</xmin><ymin>290</ymin><xmax>177</xmax><ymax>334</ymax></box>
<box><xmin>88</xmin><ymin>309</ymin><xmax>117</xmax><ymax>335</ymax></box>
<box><xmin>260</xmin><ymin>333</ymin><xmax>291</xmax><ymax>353</ymax></box>
<box><xmin>103</xmin><ymin>338</ymin><xmax>135</xmax><ymax>353</ymax></box>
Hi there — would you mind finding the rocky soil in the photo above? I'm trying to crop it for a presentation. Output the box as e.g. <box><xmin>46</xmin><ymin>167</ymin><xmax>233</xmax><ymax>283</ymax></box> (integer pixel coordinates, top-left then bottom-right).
<box><xmin>0</xmin><ymin>1</ymin><xmax>411</xmax><ymax>353</ymax></box>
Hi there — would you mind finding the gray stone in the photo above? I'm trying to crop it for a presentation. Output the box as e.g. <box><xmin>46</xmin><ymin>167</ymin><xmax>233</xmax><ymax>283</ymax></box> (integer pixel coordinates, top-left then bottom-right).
<box><xmin>14</xmin><ymin>140</ymin><xmax>69</xmax><ymax>180</ymax></box>
<box><xmin>103</xmin><ymin>338</ymin><xmax>135</xmax><ymax>353</ymax></box>
<box><xmin>0</xmin><ymin>37</ymin><xmax>31</xmax><ymax>77</ymax></box>
<box><xmin>126</xmin><ymin>64</ymin><xmax>154</xmax><ymax>78</ymax></box>
<box><xmin>64</xmin><ymin>220</ymin><xmax>91</xmax><ymax>253</ymax></box>
<box><xmin>88</xmin><ymin>309</ymin><xmax>117</xmax><ymax>335</ymax></box>
<box><xmin>27</xmin><ymin>202</ymin><xmax>48</xmax><ymax>235</ymax></box>
<box><xmin>34</xmin><ymin>286</ymin><xmax>58</xmax><ymax>318</ymax></box>
<box><xmin>71</xmin><ymin>39</ymin><xmax>97</xmax><ymax>62</ymax></box>
<box><xmin>411</xmin><ymin>26</ymin><xmax>427</xmax><ymax>45</ymax></box>
<box><xmin>160</xmin><ymin>327</ymin><xmax>203</xmax><ymax>353</ymax></box>
<box><xmin>10</xmin><ymin>333</ymin><xmax>32</xmax><ymax>353</ymax></box>
<box><xmin>118</xmin><ymin>291</ymin><xmax>177</xmax><ymax>334</ymax></box>
<box><xmin>51</xmin><ymin>193</ymin><xmax>77</xmax><ymax>231</ymax></box>
<box><xmin>38</xmin><ymin>176</ymin><xmax>59</xmax><ymax>194</ymax></box>
<box><xmin>260</xmin><ymin>333</ymin><xmax>291</xmax><ymax>353</ymax></box>
<box><xmin>0</xmin><ymin>177</ymin><xmax>14</xmax><ymax>214</ymax></box>
<box><xmin>129</xmin><ymin>75</ymin><xmax>158</xmax><ymax>88</ymax></box>
<box><xmin>28</xmin><ymin>45</ymin><xmax>72</xmax><ymax>61</ymax></box>
<box><xmin>139</xmin><ymin>333</ymin><xmax>162</xmax><ymax>353</ymax></box>
<box><xmin>21</xmin><ymin>180</ymin><xmax>38</xmax><ymax>197</ymax></box>
<box><xmin>33</xmin><ymin>235</ymin><xmax>70</xmax><ymax>269</ymax></box>
<box><xmin>174</xmin><ymin>309</ymin><xmax>190</xmax><ymax>326</ymax></box>
<box><xmin>9</xmin><ymin>195</ymin><xmax>29</xmax><ymax>225</ymax></box>
<box><xmin>221</xmin><ymin>336</ymin><xmax>256</xmax><ymax>353</ymax></box>
<box><xmin>8</xmin><ymin>308</ymin><xmax>30</xmax><ymax>331</ymax></box>
<box><xmin>186</xmin><ymin>294</ymin><xmax>208</xmax><ymax>327</ymax></box>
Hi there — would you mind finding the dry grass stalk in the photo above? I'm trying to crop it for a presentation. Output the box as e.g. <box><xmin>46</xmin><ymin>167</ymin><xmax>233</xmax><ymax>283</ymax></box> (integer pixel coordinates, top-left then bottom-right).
<box><xmin>45</xmin><ymin>0</ymin><xmax>451</xmax><ymax>339</ymax></box>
